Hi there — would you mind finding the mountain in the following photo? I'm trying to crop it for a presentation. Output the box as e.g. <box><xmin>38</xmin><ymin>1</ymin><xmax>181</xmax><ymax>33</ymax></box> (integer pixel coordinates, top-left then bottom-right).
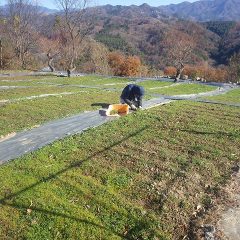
<box><xmin>1</xmin><ymin>1</ymin><xmax>238</xmax><ymax>66</ymax></box>
<box><xmin>215</xmin><ymin>22</ymin><xmax>240</xmax><ymax>63</ymax></box>
<box><xmin>0</xmin><ymin>4</ymin><xmax>58</xmax><ymax>15</ymax></box>
<box><xmin>86</xmin><ymin>4</ymin><xmax>220</xmax><ymax>68</ymax></box>
<box><xmin>1</xmin><ymin>0</ymin><xmax>240</xmax><ymax>21</ymax></box>
<box><xmin>159</xmin><ymin>0</ymin><xmax>240</xmax><ymax>21</ymax></box>
<box><xmin>93</xmin><ymin>0</ymin><xmax>240</xmax><ymax>22</ymax></box>
<box><xmin>92</xmin><ymin>4</ymin><xmax>170</xmax><ymax>20</ymax></box>
<box><xmin>36</xmin><ymin>6</ymin><xmax>58</xmax><ymax>15</ymax></box>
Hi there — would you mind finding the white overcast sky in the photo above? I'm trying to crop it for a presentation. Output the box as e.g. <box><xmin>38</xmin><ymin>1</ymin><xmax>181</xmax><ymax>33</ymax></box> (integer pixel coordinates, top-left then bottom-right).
<box><xmin>1</xmin><ymin>0</ymin><xmax>198</xmax><ymax>9</ymax></box>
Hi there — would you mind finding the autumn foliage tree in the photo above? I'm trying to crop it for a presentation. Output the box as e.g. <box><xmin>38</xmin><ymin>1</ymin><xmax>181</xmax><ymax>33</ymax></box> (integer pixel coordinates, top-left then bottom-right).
<box><xmin>108</xmin><ymin>52</ymin><xmax>142</xmax><ymax>77</ymax></box>
<box><xmin>121</xmin><ymin>56</ymin><xmax>141</xmax><ymax>76</ymax></box>
<box><xmin>108</xmin><ymin>52</ymin><xmax>125</xmax><ymax>76</ymax></box>
<box><xmin>182</xmin><ymin>64</ymin><xmax>228</xmax><ymax>82</ymax></box>
<box><xmin>164</xmin><ymin>66</ymin><xmax>177</xmax><ymax>77</ymax></box>
<box><xmin>162</xmin><ymin>29</ymin><xmax>195</xmax><ymax>82</ymax></box>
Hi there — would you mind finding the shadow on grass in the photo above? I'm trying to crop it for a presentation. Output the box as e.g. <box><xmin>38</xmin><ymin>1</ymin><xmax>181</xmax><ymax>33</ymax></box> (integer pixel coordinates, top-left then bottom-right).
<box><xmin>3</xmin><ymin>202</ymin><xmax>127</xmax><ymax>238</ymax></box>
<box><xmin>91</xmin><ymin>103</ymin><xmax>111</xmax><ymax>109</ymax></box>
<box><xmin>0</xmin><ymin>126</ymin><xmax>155</xmax><ymax>239</ymax></box>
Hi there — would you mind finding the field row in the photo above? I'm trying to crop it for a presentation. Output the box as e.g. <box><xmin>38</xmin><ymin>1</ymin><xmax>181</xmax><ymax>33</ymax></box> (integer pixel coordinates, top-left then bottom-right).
<box><xmin>0</xmin><ymin>101</ymin><xmax>239</xmax><ymax>239</ymax></box>
<box><xmin>1</xmin><ymin>75</ymin><xmax>239</xmax><ymax>137</ymax></box>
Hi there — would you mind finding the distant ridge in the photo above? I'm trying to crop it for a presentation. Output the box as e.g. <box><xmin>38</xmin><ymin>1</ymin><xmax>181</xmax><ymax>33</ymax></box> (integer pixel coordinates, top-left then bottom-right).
<box><xmin>159</xmin><ymin>0</ymin><xmax>240</xmax><ymax>21</ymax></box>
<box><xmin>1</xmin><ymin>0</ymin><xmax>240</xmax><ymax>21</ymax></box>
<box><xmin>0</xmin><ymin>4</ymin><xmax>58</xmax><ymax>15</ymax></box>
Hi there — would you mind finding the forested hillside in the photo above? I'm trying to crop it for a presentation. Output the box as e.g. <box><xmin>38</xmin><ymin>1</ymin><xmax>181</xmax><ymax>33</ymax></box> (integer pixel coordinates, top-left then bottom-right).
<box><xmin>160</xmin><ymin>0</ymin><xmax>240</xmax><ymax>21</ymax></box>
<box><xmin>0</xmin><ymin>1</ymin><xmax>239</xmax><ymax>82</ymax></box>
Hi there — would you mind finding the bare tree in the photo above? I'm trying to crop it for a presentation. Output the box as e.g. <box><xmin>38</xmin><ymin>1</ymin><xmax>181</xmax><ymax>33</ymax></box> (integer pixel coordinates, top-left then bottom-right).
<box><xmin>162</xmin><ymin>29</ymin><xmax>195</xmax><ymax>82</ymax></box>
<box><xmin>0</xmin><ymin>39</ymin><xmax>3</xmax><ymax>69</ymax></box>
<box><xmin>0</xmin><ymin>9</ymin><xmax>5</xmax><ymax>69</ymax></box>
<box><xmin>55</xmin><ymin>0</ymin><xmax>94</xmax><ymax>77</ymax></box>
<box><xmin>228</xmin><ymin>52</ymin><xmax>240</xmax><ymax>83</ymax></box>
<box><xmin>6</xmin><ymin>0</ymin><xmax>39</xmax><ymax>69</ymax></box>
<box><xmin>39</xmin><ymin>35</ymin><xmax>62</xmax><ymax>72</ymax></box>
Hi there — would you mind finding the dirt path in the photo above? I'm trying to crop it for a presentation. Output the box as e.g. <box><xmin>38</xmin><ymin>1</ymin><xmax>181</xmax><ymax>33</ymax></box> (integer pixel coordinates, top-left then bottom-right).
<box><xmin>218</xmin><ymin>172</ymin><xmax>240</xmax><ymax>240</ymax></box>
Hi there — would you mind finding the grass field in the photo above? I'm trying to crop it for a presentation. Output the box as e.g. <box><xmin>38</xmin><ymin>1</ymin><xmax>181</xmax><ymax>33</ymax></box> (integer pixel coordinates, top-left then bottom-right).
<box><xmin>0</xmin><ymin>90</ymin><xmax>119</xmax><ymax>136</ymax></box>
<box><xmin>0</xmin><ymin>75</ymin><xmax>57</xmax><ymax>83</ymax></box>
<box><xmin>0</xmin><ymin>70</ymin><xmax>32</xmax><ymax>74</ymax></box>
<box><xmin>0</xmin><ymin>74</ymin><xmax>239</xmax><ymax>239</ymax></box>
<box><xmin>0</xmin><ymin>75</ymin><xmax>220</xmax><ymax>137</ymax></box>
<box><xmin>38</xmin><ymin>76</ymin><xmax>132</xmax><ymax>87</ymax></box>
<box><xmin>0</xmin><ymin>86</ymin><xmax>91</xmax><ymax>100</ymax></box>
<box><xmin>202</xmin><ymin>88</ymin><xmax>240</xmax><ymax>104</ymax></box>
<box><xmin>148</xmin><ymin>83</ymin><xmax>217</xmax><ymax>95</ymax></box>
<box><xmin>0</xmin><ymin>101</ymin><xmax>239</xmax><ymax>239</ymax></box>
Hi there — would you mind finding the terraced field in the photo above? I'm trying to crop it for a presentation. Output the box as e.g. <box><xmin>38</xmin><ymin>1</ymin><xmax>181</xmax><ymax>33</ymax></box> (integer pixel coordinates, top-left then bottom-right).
<box><xmin>0</xmin><ymin>75</ymin><xmax>217</xmax><ymax>136</ymax></box>
<box><xmin>202</xmin><ymin>88</ymin><xmax>240</xmax><ymax>104</ymax></box>
<box><xmin>0</xmin><ymin>74</ymin><xmax>239</xmax><ymax>239</ymax></box>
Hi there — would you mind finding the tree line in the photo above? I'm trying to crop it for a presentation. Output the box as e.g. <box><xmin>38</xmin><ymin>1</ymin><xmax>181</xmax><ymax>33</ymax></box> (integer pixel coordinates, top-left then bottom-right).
<box><xmin>0</xmin><ymin>0</ymin><xmax>239</xmax><ymax>82</ymax></box>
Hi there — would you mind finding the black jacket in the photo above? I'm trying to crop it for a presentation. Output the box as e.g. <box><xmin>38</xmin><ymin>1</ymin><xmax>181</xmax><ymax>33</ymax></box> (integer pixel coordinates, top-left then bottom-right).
<box><xmin>121</xmin><ymin>84</ymin><xmax>145</xmax><ymax>107</ymax></box>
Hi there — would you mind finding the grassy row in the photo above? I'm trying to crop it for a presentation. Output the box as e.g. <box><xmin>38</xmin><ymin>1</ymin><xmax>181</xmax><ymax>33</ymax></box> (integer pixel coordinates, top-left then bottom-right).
<box><xmin>0</xmin><ymin>101</ymin><xmax>239</xmax><ymax>239</ymax></box>
<box><xmin>202</xmin><ymin>88</ymin><xmax>240</xmax><ymax>104</ymax></box>
<box><xmin>148</xmin><ymin>83</ymin><xmax>217</xmax><ymax>95</ymax></box>
<box><xmin>37</xmin><ymin>77</ymin><xmax>216</xmax><ymax>95</ymax></box>
<box><xmin>0</xmin><ymin>75</ymin><xmax>58</xmax><ymax>84</ymax></box>
<box><xmin>1</xmin><ymin>75</ymin><xmax>216</xmax><ymax>95</ymax></box>
<box><xmin>38</xmin><ymin>76</ymin><xmax>132</xmax><ymax>87</ymax></box>
<box><xmin>0</xmin><ymin>90</ymin><xmax>119</xmax><ymax>136</ymax></box>
<box><xmin>0</xmin><ymin>86</ymin><xmax>94</xmax><ymax>101</ymax></box>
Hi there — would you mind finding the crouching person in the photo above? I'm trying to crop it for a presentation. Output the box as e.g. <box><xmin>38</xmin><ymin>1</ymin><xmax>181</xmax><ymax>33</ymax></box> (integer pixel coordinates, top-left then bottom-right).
<box><xmin>120</xmin><ymin>84</ymin><xmax>145</xmax><ymax>110</ymax></box>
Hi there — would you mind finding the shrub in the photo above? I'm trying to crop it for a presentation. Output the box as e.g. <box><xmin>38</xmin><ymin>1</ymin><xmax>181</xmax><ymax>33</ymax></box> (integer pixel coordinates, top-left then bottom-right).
<box><xmin>164</xmin><ymin>66</ymin><xmax>177</xmax><ymax>77</ymax></box>
<box><xmin>108</xmin><ymin>52</ymin><xmax>143</xmax><ymax>77</ymax></box>
<box><xmin>183</xmin><ymin>65</ymin><xmax>228</xmax><ymax>82</ymax></box>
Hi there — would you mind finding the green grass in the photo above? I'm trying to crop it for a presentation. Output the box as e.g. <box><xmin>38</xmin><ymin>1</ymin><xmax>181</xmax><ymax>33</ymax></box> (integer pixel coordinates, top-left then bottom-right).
<box><xmin>0</xmin><ymin>75</ymin><xmax>159</xmax><ymax>136</ymax></box>
<box><xmin>0</xmin><ymin>75</ymin><xmax>58</xmax><ymax>86</ymax></box>
<box><xmin>37</xmin><ymin>77</ymin><xmax>173</xmax><ymax>90</ymax></box>
<box><xmin>0</xmin><ymin>70</ymin><xmax>32</xmax><ymax>74</ymax></box>
<box><xmin>1</xmin><ymin>76</ymin><xmax>215</xmax><ymax>97</ymax></box>
<box><xmin>0</xmin><ymin>81</ymin><xmax>51</xmax><ymax>87</ymax></box>
<box><xmin>39</xmin><ymin>76</ymin><xmax>133</xmax><ymax>87</ymax></box>
<box><xmin>106</xmin><ymin>80</ymin><xmax>173</xmax><ymax>90</ymax></box>
<box><xmin>0</xmin><ymin>86</ymin><xmax>91</xmax><ymax>101</ymax></box>
<box><xmin>138</xmin><ymin>81</ymin><xmax>173</xmax><ymax>89</ymax></box>
<box><xmin>148</xmin><ymin>83</ymin><xmax>217</xmax><ymax>95</ymax></box>
<box><xmin>0</xmin><ymin>101</ymin><xmax>239</xmax><ymax>239</ymax></box>
<box><xmin>0</xmin><ymin>75</ymin><xmax>224</xmax><ymax>137</ymax></box>
<box><xmin>201</xmin><ymin>88</ymin><xmax>240</xmax><ymax>104</ymax></box>
<box><xmin>0</xmin><ymin>76</ymin><xmax>131</xmax><ymax>88</ymax></box>
<box><xmin>0</xmin><ymin>90</ymin><xmax>119</xmax><ymax>136</ymax></box>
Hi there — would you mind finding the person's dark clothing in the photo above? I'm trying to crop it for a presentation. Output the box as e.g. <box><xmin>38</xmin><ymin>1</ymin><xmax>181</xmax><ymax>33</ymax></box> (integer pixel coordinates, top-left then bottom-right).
<box><xmin>121</xmin><ymin>84</ymin><xmax>144</xmax><ymax>108</ymax></box>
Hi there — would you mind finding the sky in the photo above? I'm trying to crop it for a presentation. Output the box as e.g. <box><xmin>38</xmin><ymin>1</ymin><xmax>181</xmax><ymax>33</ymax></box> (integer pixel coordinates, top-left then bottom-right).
<box><xmin>1</xmin><ymin>0</ymin><xmax>198</xmax><ymax>9</ymax></box>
